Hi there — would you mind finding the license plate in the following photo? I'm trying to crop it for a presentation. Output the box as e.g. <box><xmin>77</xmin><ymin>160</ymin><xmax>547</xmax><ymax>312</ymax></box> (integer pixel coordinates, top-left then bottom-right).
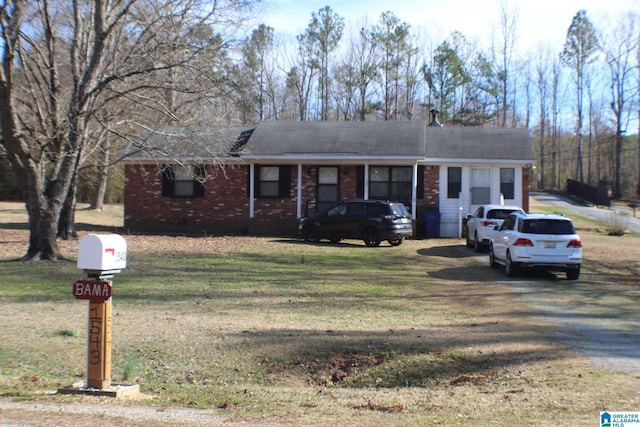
<box><xmin>543</xmin><ymin>241</ymin><xmax>556</xmax><ymax>249</ymax></box>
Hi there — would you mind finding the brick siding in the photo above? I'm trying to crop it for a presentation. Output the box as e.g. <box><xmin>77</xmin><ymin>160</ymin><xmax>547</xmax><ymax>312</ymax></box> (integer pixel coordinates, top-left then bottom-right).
<box><xmin>124</xmin><ymin>163</ymin><xmax>441</xmax><ymax>236</ymax></box>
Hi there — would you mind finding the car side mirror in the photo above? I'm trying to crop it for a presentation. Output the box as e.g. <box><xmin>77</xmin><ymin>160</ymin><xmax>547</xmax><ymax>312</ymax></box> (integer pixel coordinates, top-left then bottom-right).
<box><xmin>466</xmin><ymin>214</ymin><xmax>473</xmax><ymax>220</ymax></box>
<box><xmin>494</xmin><ymin>225</ymin><xmax>500</xmax><ymax>231</ymax></box>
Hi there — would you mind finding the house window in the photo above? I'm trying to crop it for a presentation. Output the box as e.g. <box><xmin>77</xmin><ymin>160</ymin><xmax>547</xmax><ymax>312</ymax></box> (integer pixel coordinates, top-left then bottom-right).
<box><xmin>317</xmin><ymin>166</ymin><xmax>339</xmax><ymax>212</ymax></box>
<box><xmin>447</xmin><ymin>167</ymin><xmax>461</xmax><ymax>198</ymax></box>
<box><xmin>500</xmin><ymin>168</ymin><xmax>515</xmax><ymax>200</ymax></box>
<box><xmin>255</xmin><ymin>165</ymin><xmax>291</xmax><ymax>198</ymax></box>
<box><xmin>370</xmin><ymin>166</ymin><xmax>412</xmax><ymax>201</ymax></box>
<box><xmin>162</xmin><ymin>164</ymin><xmax>205</xmax><ymax>198</ymax></box>
<box><xmin>470</xmin><ymin>168</ymin><xmax>490</xmax><ymax>204</ymax></box>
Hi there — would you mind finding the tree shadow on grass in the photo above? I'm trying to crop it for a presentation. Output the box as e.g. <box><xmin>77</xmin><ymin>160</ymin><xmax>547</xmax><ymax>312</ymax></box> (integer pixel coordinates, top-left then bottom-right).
<box><xmin>417</xmin><ymin>243</ymin><xmax>482</xmax><ymax>259</ymax></box>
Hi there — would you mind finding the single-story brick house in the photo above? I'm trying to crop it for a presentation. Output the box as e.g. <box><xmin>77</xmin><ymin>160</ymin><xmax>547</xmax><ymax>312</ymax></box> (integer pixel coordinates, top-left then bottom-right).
<box><xmin>123</xmin><ymin>119</ymin><xmax>535</xmax><ymax>237</ymax></box>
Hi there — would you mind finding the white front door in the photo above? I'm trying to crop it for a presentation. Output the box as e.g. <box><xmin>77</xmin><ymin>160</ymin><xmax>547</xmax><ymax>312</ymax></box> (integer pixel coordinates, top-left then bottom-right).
<box><xmin>470</xmin><ymin>168</ymin><xmax>491</xmax><ymax>211</ymax></box>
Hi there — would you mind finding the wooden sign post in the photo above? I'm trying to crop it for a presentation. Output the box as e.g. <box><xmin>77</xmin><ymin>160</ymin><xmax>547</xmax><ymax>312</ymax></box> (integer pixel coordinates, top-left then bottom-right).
<box><xmin>87</xmin><ymin>299</ymin><xmax>112</xmax><ymax>389</ymax></box>
<box><xmin>59</xmin><ymin>234</ymin><xmax>138</xmax><ymax>398</ymax></box>
<box><xmin>72</xmin><ymin>279</ymin><xmax>113</xmax><ymax>389</ymax></box>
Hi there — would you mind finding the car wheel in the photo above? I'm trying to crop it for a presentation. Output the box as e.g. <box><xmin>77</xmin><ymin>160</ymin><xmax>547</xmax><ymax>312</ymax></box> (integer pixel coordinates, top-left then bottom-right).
<box><xmin>505</xmin><ymin>251</ymin><xmax>518</xmax><ymax>277</ymax></box>
<box><xmin>388</xmin><ymin>237</ymin><xmax>404</xmax><ymax>246</ymax></box>
<box><xmin>363</xmin><ymin>229</ymin><xmax>382</xmax><ymax>247</ymax></box>
<box><xmin>302</xmin><ymin>226</ymin><xmax>320</xmax><ymax>243</ymax></box>
<box><xmin>566</xmin><ymin>266</ymin><xmax>580</xmax><ymax>280</ymax></box>
<box><xmin>489</xmin><ymin>245</ymin><xmax>500</xmax><ymax>269</ymax></box>
<box><xmin>473</xmin><ymin>232</ymin><xmax>482</xmax><ymax>253</ymax></box>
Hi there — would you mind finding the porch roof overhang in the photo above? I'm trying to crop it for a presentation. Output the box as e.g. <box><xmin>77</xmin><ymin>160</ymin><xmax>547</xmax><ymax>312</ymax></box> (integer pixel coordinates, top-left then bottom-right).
<box><xmin>126</xmin><ymin>155</ymin><xmax>423</xmax><ymax>165</ymax></box>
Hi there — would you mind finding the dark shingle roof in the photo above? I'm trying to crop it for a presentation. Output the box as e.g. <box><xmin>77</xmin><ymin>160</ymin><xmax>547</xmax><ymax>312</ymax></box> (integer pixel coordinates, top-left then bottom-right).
<box><xmin>124</xmin><ymin>121</ymin><xmax>535</xmax><ymax>164</ymax></box>
<box><xmin>245</xmin><ymin>121</ymin><xmax>425</xmax><ymax>158</ymax></box>
<box><xmin>125</xmin><ymin>126</ymin><xmax>254</xmax><ymax>161</ymax></box>
<box><xmin>425</xmin><ymin>126</ymin><xmax>535</xmax><ymax>162</ymax></box>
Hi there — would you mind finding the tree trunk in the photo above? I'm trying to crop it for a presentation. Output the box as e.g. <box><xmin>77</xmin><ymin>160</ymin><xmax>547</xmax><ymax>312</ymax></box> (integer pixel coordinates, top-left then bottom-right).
<box><xmin>23</xmin><ymin>191</ymin><xmax>63</xmax><ymax>261</ymax></box>
<box><xmin>58</xmin><ymin>174</ymin><xmax>78</xmax><ymax>240</ymax></box>
<box><xmin>91</xmin><ymin>137</ymin><xmax>111</xmax><ymax>211</ymax></box>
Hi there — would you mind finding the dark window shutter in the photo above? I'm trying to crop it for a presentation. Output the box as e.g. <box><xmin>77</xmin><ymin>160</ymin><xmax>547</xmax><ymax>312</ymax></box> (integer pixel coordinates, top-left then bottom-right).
<box><xmin>193</xmin><ymin>165</ymin><xmax>205</xmax><ymax>197</ymax></box>
<box><xmin>356</xmin><ymin>166</ymin><xmax>364</xmax><ymax>198</ymax></box>
<box><xmin>417</xmin><ymin>165</ymin><xmax>425</xmax><ymax>199</ymax></box>
<box><xmin>279</xmin><ymin>165</ymin><xmax>291</xmax><ymax>197</ymax></box>
<box><xmin>162</xmin><ymin>165</ymin><xmax>174</xmax><ymax>197</ymax></box>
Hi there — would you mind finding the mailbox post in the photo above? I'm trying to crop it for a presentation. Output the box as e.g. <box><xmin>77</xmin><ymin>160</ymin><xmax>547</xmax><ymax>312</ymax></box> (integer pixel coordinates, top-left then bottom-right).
<box><xmin>74</xmin><ymin>234</ymin><xmax>126</xmax><ymax>390</ymax></box>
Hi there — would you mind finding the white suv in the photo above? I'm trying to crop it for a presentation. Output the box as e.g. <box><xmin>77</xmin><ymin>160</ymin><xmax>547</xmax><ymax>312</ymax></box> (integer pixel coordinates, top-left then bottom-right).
<box><xmin>466</xmin><ymin>204</ymin><xmax>524</xmax><ymax>252</ymax></box>
<box><xmin>489</xmin><ymin>212</ymin><xmax>582</xmax><ymax>280</ymax></box>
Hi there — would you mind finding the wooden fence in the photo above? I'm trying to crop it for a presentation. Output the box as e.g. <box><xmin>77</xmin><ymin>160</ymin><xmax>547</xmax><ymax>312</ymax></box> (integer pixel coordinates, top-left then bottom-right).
<box><xmin>566</xmin><ymin>179</ymin><xmax>611</xmax><ymax>207</ymax></box>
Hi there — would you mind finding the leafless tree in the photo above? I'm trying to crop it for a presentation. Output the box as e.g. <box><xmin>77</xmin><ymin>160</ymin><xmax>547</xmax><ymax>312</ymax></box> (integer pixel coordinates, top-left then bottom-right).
<box><xmin>601</xmin><ymin>11</ymin><xmax>639</xmax><ymax>198</ymax></box>
<box><xmin>534</xmin><ymin>46</ymin><xmax>553</xmax><ymax>188</ymax></box>
<box><xmin>490</xmin><ymin>1</ymin><xmax>519</xmax><ymax>127</ymax></box>
<box><xmin>0</xmin><ymin>0</ymin><xmax>258</xmax><ymax>260</ymax></box>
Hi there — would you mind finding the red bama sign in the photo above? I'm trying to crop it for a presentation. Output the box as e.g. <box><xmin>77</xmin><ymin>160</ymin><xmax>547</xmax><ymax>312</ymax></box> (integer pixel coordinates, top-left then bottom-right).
<box><xmin>73</xmin><ymin>280</ymin><xmax>112</xmax><ymax>301</ymax></box>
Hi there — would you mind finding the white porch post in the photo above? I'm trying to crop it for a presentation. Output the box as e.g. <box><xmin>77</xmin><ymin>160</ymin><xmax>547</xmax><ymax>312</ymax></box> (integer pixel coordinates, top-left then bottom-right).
<box><xmin>411</xmin><ymin>163</ymin><xmax>418</xmax><ymax>220</ymax></box>
<box><xmin>364</xmin><ymin>164</ymin><xmax>369</xmax><ymax>200</ymax></box>
<box><xmin>297</xmin><ymin>163</ymin><xmax>302</xmax><ymax>218</ymax></box>
<box><xmin>249</xmin><ymin>163</ymin><xmax>255</xmax><ymax>219</ymax></box>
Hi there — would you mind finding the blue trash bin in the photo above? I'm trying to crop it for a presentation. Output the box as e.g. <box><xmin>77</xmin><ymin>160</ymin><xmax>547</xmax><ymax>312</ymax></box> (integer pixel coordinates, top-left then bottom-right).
<box><xmin>424</xmin><ymin>211</ymin><xmax>440</xmax><ymax>238</ymax></box>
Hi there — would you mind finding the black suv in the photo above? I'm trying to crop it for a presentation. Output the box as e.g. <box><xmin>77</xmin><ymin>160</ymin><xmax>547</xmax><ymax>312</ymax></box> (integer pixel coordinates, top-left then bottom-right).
<box><xmin>298</xmin><ymin>200</ymin><xmax>413</xmax><ymax>247</ymax></box>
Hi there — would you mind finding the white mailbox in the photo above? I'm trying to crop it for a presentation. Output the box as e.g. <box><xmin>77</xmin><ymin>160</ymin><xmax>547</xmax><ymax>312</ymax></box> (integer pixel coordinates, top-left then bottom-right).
<box><xmin>78</xmin><ymin>234</ymin><xmax>127</xmax><ymax>278</ymax></box>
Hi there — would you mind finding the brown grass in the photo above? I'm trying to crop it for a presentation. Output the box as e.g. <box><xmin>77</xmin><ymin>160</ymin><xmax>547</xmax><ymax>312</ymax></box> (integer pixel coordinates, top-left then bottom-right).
<box><xmin>1</xmin><ymin>200</ymin><xmax>639</xmax><ymax>426</ymax></box>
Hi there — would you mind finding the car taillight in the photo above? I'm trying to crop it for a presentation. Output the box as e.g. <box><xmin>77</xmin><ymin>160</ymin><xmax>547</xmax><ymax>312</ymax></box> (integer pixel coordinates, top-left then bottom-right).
<box><xmin>513</xmin><ymin>238</ymin><xmax>533</xmax><ymax>247</ymax></box>
<box><xmin>482</xmin><ymin>220</ymin><xmax>497</xmax><ymax>227</ymax></box>
<box><xmin>567</xmin><ymin>239</ymin><xmax>582</xmax><ymax>248</ymax></box>
<box><xmin>383</xmin><ymin>215</ymin><xmax>396</xmax><ymax>221</ymax></box>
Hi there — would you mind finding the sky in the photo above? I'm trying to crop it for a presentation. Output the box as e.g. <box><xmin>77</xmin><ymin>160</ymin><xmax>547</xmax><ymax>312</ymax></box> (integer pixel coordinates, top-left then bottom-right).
<box><xmin>260</xmin><ymin>0</ymin><xmax>639</xmax><ymax>52</ymax></box>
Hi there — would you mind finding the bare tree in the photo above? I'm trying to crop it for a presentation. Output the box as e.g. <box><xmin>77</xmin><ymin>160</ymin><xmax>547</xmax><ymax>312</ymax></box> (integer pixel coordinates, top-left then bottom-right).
<box><xmin>288</xmin><ymin>32</ymin><xmax>318</xmax><ymax>121</ymax></box>
<box><xmin>490</xmin><ymin>1</ymin><xmax>519</xmax><ymax>127</ymax></box>
<box><xmin>534</xmin><ymin>47</ymin><xmax>553</xmax><ymax>188</ymax></box>
<box><xmin>351</xmin><ymin>24</ymin><xmax>380</xmax><ymax>121</ymax></box>
<box><xmin>0</xmin><ymin>0</ymin><xmax>257</xmax><ymax>260</ymax></box>
<box><xmin>601</xmin><ymin>11</ymin><xmax>639</xmax><ymax>198</ymax></box>
<box><xmin>637</xmin><ymin>17</ymin><xmax>640</xmax><ymax>198</ymax></box>
<box><xmin>550</xmin><ymin>58</ymin><xmax>562</xmax><ymax>189</ymax></box>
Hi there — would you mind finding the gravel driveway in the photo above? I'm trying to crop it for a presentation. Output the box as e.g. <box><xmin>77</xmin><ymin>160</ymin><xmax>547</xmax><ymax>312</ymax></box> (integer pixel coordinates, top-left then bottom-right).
<box><xmin>470</xmin><ymin>191</ymin><xmax>640</xmax><ymax>378</ymax></box>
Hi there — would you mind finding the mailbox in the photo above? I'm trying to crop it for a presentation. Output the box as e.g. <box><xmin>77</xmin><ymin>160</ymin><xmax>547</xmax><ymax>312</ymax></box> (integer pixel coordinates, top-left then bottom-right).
<box><xmin>78</xmin><ymin>234</ymin><xmax>127</xmax><ymax>278</ymax></box>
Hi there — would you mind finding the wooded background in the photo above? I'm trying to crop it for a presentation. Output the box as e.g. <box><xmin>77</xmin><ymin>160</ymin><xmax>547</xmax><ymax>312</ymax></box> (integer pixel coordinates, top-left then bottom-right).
<box><xmin>0</xmin><ymin>1</ymin><xmax>638</xmax><ymax>258</ymax></box>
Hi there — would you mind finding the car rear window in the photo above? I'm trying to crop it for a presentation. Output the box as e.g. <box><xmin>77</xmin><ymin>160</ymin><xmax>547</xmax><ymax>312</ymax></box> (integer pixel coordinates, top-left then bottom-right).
<box><xmin>487</xmin><ymin>209</ymin><xmax>522</xmax><ymax>220</ymax></box>
<box><xmin>367</xmin><ymin>203</ymin><xmax>389</xmax><ymax>216</ymax></box>
<box><xmin>520</xmin><ymin>219</ymin><xmax>575</xmax><ymax>235</ymax></box>
<box><xmin>389</xmin><ymin>203</ymin><xmax>409</xmax><ymax>217</ymax></box>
